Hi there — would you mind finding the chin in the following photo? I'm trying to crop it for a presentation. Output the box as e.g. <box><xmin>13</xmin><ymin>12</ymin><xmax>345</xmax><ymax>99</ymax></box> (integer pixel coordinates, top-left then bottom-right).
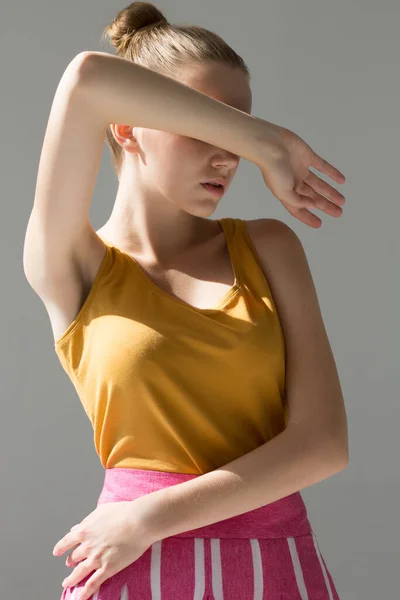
<box><xmin>193</xmin><ymin>196</ymin><xmax>222</xmax><ymax>214</ymax></box>
<box><xmin>188</xmin><ymin>203</ymin><xmax>218</xmax><ymax>219</ymax></box>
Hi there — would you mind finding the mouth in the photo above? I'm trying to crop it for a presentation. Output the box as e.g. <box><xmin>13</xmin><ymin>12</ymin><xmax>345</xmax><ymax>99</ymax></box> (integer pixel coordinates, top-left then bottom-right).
<box><xmin>200</xmin><ymin>182</ymin><xmax>225</xmax><ymax>197</ymax></box>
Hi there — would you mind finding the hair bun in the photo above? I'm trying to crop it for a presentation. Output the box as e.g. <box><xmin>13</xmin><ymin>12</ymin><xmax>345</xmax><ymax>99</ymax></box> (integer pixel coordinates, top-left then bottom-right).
<box><xmin>103</xmin><ymin>2</ymin><xmax>168</xmax><ymax>53</ymax></box>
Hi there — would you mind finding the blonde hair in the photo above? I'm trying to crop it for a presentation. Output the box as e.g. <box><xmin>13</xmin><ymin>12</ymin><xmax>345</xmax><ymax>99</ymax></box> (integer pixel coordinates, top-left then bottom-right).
<box><xmin>101</xmin><ymin>1</ymin><xmax>251</xmax><ymax>177</ymax></box>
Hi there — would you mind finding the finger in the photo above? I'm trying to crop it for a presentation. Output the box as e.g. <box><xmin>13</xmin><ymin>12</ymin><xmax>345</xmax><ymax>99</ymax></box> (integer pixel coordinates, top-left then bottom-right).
<box><xmin>66</xmin><ymin>550</ymin><xmax>83</xmax><ymax>567</ymax></box>
<box><xmin>285</xmin><ymin>203</ymin><xmax>322</xmax><ymax>229</ymax></box>
<box><xmin>279</xmin><ymin>189</ymin><xmax>307</xmax><ymax>209</ymax></box>
<box><xmin>298</xmin><ymin>210</ymin><xmax>322</xmax><ymax>228</ymax></box>
<box><xmin>53</xmin><ymin>531</ymin><xmax>81</xmax><ymax>556</ymax></box>
<box><xmin>62</xmin><ymin>558</ymin><xmax>94</xmax><ymax>590</ymax></box>
<box><xmin>305</xmin><ymin>171</ymin><xmax>346</xmax><ymax>205</ymax></box>
<box><xmin>78</xmin><ymin>566</ymin><xmax>107</xmax><ymax>600</ymax></box>
<box><xmin>310</xmin><ymin>153</ymin><xmax>346</xmax><ymax>184</ymax></box>
<box><xmin>301</xmin><ymin>183</ymin><xmax>343</xmax><ymax>218</ymax></box>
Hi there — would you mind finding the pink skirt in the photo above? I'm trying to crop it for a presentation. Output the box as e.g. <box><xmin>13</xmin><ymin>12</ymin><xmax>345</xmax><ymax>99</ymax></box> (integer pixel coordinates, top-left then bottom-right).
<box><xmin>60</xmin><ymin>467</ymin><xmax>342</xmax><ymax>599</ymax></box>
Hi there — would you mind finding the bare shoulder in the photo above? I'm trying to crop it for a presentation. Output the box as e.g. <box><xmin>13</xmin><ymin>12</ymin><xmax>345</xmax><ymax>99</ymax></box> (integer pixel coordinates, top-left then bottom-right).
<box><xmin>245</xmin><ymin>217</ymin><xmax>300</xmax><ymax>244</ymax></box>
<box><xmin>243</xmin><ymin>217</ymin><xmax>317</xmax><ymax>314</ymax></box>
<box><xmin>244</xmin><ymin>217</ymin><xmax>305</xmax><ymax>277</ymax></box>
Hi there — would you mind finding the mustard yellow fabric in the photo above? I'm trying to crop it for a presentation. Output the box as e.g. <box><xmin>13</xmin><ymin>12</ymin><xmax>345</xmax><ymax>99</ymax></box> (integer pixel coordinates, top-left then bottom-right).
<box><xmin>54</xmin><ymin>217</ymin><xmax>287</xmax><ymax>474</ymax></box>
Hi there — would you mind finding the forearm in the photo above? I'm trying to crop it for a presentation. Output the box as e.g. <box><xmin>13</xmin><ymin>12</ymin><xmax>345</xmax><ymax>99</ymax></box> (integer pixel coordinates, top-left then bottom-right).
<box><xmin>77</xmin><ymin>51</ymin><xmax>282</xmax><ymax>166</ymax></box>
<box><xmin>145</xmin><ymin>427</ymin><xmax>347</xmax><ymax>541</ymax></box>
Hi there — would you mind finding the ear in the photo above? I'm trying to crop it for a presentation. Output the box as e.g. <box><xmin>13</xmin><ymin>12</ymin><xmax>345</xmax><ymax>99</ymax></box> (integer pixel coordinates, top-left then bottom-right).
<box><xmin>110</xmin><ymin>124</ymin><xmax>139</xmax><ymax>154</ymax></box>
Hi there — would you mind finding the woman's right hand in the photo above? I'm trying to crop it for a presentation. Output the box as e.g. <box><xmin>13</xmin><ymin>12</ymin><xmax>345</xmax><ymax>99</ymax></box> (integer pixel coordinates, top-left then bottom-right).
<box><xmin>256</xmin><ymin>122</ymin><xmax>346</xmax><ymax>228</ymax></box>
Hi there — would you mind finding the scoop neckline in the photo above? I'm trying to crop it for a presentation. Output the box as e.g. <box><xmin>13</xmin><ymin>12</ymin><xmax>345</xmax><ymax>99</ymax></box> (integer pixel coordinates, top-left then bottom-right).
<box><xmin>101</xmin><ymin>217</ymin><xmax>242</xmax><ymax>314</ymax></box>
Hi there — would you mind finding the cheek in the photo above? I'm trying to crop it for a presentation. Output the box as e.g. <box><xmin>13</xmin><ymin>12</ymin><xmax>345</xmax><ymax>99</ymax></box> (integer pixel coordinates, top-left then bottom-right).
<box><xmin>148</xmin><ymin>134</ymin><xmax>204</xmax><ymax>189</ymax></box>
<box><xmin>165</xmin><ymin>139</ymin><xmax>201</xmax><ymax>174</ymax></box>
<box><xmin>168</xmin><ymin>136</ymin><xmax>200</xmax><ymax>158</ymax></box>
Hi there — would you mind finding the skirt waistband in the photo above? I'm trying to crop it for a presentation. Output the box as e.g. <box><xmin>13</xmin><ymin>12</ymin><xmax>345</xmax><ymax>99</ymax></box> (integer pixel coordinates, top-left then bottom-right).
<box><xmin>97</xmin><ymin>468</ymin><xmax>313</xmax><ymax>540</ymax></box>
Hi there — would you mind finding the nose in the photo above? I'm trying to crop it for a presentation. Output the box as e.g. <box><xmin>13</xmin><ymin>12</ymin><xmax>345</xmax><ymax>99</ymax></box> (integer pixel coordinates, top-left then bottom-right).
<box><xmin>211</xmin><ymin>150</ymin><xmax>240</xmax><ymax>170</ymax></box>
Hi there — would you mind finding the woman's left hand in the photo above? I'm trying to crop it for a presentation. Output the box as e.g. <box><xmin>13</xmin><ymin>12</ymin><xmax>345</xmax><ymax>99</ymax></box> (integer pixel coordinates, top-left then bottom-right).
<box><xmin>256</xmin><ymin>122</ymin><xmax>347</xmax><ymax>228</ymax></box>
<box><xmin>52</xmin><ymin>497</ymin><xmax>159</xmax><ymax>600</ymax></box>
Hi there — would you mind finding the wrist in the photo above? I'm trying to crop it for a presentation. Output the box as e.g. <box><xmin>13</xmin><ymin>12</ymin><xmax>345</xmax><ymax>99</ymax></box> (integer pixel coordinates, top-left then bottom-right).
<box><xmin>252</xmin><ymin>119</ymin><xmax>286</xmax><ymax>166</ymax></box>
<box><xmin>133</xmin><ymin>488</ymin><xmax>171</xmax><ymax>543</ymax></box>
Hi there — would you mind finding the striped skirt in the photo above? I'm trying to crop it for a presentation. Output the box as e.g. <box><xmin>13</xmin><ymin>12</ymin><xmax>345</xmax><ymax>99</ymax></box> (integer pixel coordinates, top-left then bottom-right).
<box><xmin>60</xmin><ymin>467</ymin><xmax>342</xmax><ymax>599</ymax></box>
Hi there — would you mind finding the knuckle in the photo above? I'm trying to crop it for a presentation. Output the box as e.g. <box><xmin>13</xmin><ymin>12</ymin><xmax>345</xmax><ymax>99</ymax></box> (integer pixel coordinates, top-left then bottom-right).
<box><xmin>86</xmin><ymin>554</ymin><xmax>100</xmax><ymax>569</ymax></box>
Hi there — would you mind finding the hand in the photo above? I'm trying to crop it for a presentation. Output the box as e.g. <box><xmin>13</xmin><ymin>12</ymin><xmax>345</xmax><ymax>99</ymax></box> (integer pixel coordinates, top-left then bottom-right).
<box><xmin>256</xmin><ymin>123</ymin><xmax>346</xmax><ymax>228</ymax></box>
<box><xmin>52</xmin><ymin>496</ymin><xmax>158</xmax><ymax>600</ymax></box>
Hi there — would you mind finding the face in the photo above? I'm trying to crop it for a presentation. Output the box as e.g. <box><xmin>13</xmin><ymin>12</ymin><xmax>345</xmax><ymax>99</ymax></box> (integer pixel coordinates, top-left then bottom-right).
<box><xmin>111</xmin><ymin>61</ymin><xmax>253</xmax><ymax>218</ymax></box>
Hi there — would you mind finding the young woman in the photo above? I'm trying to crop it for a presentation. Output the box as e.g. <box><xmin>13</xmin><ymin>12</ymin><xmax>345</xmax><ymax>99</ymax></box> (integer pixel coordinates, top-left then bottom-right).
<box><xmin>24</xmin><ymin>3</ymin><xmax>348</xmax><ymax>599</ymax></box>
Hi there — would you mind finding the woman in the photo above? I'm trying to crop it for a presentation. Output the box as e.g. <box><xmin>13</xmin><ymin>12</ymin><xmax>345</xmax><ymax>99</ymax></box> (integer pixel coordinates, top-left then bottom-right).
<box><xmin>24</xmin><ymin>2</ymin><xmax>348</xmax><ymax>599</ymax></box>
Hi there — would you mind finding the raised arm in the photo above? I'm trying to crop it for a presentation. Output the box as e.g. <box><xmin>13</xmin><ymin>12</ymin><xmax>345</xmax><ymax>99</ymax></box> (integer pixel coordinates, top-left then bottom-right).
<box><xmin>23</xmin><ymin>53</ymin><xmax>110</xmax><ymax>343</ymax></box>
<box><xmin>78</xmin><ymin>52</ymin><xmax>346</xmax><ymax>228</ymax></box>
<box><xmin>78</xmin><ymin>50</ymin><xmax>282</xmax><ymax>165</ymax></box>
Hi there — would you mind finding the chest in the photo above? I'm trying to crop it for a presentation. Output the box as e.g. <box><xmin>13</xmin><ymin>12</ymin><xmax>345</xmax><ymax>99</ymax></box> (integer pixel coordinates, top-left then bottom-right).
<box><xmin>105</xmin><ymin>219</ymin><xmax>265</xmax><ymax>312</ymax></box>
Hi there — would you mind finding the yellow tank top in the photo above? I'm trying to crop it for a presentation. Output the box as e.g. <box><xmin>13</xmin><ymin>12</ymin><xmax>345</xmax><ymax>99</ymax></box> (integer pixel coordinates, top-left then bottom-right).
<box><xmin>54</xmin><ymin>217</ymin><xmax>287</xmax><ymax>474</ymax></box>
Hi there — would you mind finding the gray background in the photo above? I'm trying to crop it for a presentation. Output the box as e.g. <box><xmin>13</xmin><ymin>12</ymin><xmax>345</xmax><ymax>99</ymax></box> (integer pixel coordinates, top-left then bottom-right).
<box><xmin>1</xmin><ymin>1</ymin><xmax>399</xmax><ymax>598</ymax></box>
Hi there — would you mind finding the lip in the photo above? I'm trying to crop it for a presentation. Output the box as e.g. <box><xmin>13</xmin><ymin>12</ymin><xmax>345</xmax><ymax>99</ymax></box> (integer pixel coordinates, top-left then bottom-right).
<box><xmin>200</xmin><ymin>182</ymin><xmax>225</xmax><ymax>197</ymax></box>
<box><xmin>201</xmin><ymin>177</ymin><xmax>228</xmax><ymax>187</ymax></box>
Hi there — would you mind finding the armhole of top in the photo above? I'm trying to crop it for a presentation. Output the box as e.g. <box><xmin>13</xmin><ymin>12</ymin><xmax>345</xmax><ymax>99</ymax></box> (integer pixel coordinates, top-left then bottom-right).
<box><xmin>237</xmin><ymin>218</ymin><xmax>268</xmax><ymax>275</ymax></box>
<box><xmin>238</xmin><ymin>218</ymin><xmax>284</xmax><ymax>314</ymax></box>
<box><xmin>54</xmin><ymin>243</ymin><xmax>113</xmax><ymax>350</ymax></box>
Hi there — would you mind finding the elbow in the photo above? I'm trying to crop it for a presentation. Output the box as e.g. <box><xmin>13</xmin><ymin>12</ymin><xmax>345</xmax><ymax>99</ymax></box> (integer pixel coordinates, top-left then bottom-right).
<box><xmin>316</xmin><ymin>417</ymin><xmax>349</xmax><ymax>471</ymax></box>
<box><xmin>333</xmin><ymin>420</ymin><xmax>350</xmax><ymax>469</ymax></box>
<box><xmin>287</xmin><ymin>422</ymin><xmax>349</xmax><ymax>472</ymax></box>
<box><xmin>66</xmin><ymin>51</ymin><xmax>100</xmax><ymax>84</ymax></box>
<box><xmin>57</xmin><ymin>52</ymin><xmax>95</xmax><ymax>98</ymax></box>
<box><xmin>296</xmin><ymin>425</ymin><xmax>349</xmax><ymax>471</ymax></box>
<box><xmin>67</xmin><ymin>52</ymin><xmax>110</xmax><ymax>104</ymax></box>
<box><xmin>70</xmin><ymin>52</ymin><xmax>98</xmax><ymax>85</ymax></box>
<box><xmin>67</xmin><ymin>51</ymin><xmax>98</xmax><ymax>73</ymax></box>
<box><xmin>322</xmin><ymin>432</ymin><xmax>349</xmax><ymax>471</ymax></box>
<box><xmin>333</xmin><ymin>447</ymin><xmax>349</xmax><ymax>471</ymax></box>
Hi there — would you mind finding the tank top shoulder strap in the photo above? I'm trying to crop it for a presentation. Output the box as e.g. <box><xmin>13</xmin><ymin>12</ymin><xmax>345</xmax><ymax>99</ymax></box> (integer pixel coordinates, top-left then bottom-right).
<box><xmin>224</xmin><ymin>217</ymin><xmax>277</xmax><ymax>307</ymax></box>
